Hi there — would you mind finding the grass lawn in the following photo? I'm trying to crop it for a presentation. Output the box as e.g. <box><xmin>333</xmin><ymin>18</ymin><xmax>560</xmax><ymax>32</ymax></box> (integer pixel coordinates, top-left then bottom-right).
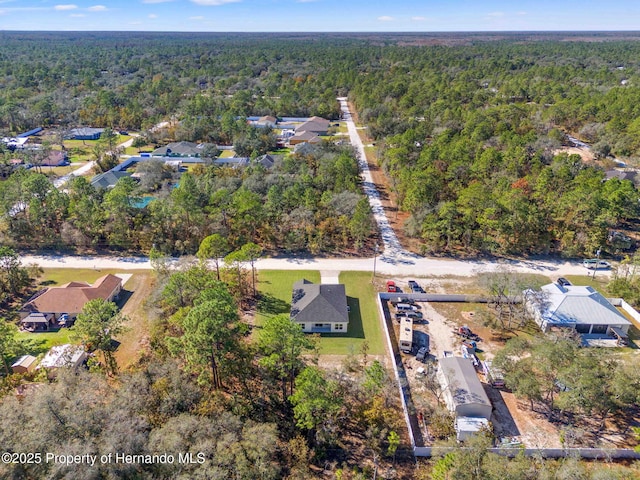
<box><xmin>219</xmin><ymin>150</ymin><xmax>235</xmax><ymax>158</ymax></box>
<box><xmin>16</xmin><ymin>328</ymin><xmax>74</xmax><ymax>354</ymax></box>
<box><xmin>564</xmin><ymin>274</ymin><xmax>610</xmax><ymax>291</ymax></box>
<box><xmin>255</xmin><ymin>270</ymin><xmax>384</xmax><ymax>355</ymax></box>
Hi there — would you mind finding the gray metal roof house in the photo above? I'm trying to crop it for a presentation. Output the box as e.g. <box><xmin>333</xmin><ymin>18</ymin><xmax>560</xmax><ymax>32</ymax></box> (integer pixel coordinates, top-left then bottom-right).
<box><xmin>526</xmin><ymin>283</ymin><xmax>632</xmax><ymax>337</ymax></box>
<box><xmin>437</xmin><ymin>356</ymin><xmax>492</xmax><ymax>420</ymax></box>
<box><xmin>290</xmin><ymin>279</ymin><xmax>349</xmax><ymax>333</ymax></box>
<box><xmin>91</xmin><ymin>171</ymin><xmax>131</xmax><ymax>189</ymax></box>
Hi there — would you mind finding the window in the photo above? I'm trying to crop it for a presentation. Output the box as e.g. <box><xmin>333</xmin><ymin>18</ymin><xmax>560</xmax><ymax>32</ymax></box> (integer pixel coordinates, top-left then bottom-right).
<box><xmin>314</xmin><ymin>323</ymin><xmax>324</xmax><ymax>328</ymax></box>
<box><xmin>334</xmin><ymin>324</ymin><xmax>343</xmax><ymax>330</ymax></box>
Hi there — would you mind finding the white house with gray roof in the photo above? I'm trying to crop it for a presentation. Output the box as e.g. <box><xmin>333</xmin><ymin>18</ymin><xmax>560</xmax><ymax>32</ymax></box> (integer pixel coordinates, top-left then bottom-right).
<box><xmin>290</xmin><ymin>279</ymin><xmax>349</xmax><ymax>333</ymax></box>
<box><xmin>526</xmin><ymin>283</ymin><xmax>631</xmax><ymax>337</ymax></box>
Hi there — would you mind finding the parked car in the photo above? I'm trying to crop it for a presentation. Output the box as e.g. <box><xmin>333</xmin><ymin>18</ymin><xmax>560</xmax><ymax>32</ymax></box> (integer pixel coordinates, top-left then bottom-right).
<box><xmin>390</xmin><ymin>296</ymin><xmax>414</xmax><ymax>305</ymax></box>
<box><xmin>557</xmin><ymin>277</ymin><xmax>572</xmax><ymax>287</ymax></box>
<box><xmin>408</xmin><ymin>280</ymin><xmax>419</xmax><ymax>290</ymax></box>
<box><xmin>416</xmin><ymin>346</ymin><xmax>428</xmax><ymax>363</ymax></box>
<box><xmin>583</xmin><ymin>259</ymin><xmax>611</xmax><ymax>270</ymax></box>
<box><xmin>386</xmin><ymin>280</ymin><xmax>397</xmax><ymax>292</ymax></box>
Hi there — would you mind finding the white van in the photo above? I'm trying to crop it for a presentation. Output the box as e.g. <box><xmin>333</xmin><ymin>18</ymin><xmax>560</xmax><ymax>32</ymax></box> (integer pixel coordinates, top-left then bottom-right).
<box><xmin>396</xmin><ymin>303</ymin><xmax>417</xmax><ymax>312</ymax></box>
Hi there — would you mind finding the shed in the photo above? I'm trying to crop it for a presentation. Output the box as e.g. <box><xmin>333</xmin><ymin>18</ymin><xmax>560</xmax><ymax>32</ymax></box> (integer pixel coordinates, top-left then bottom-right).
<box><xmin>455</xmin><ymin>417</ymin><xmax>490</xmax><ymax>441</ymax></box>
<box><xmin>437</xmin><ymin>356</ymin><xmax>492</xmax><ymax>419</ymax></box>
<box><xmin>11</xmin><ymin>355</ymin><xmax>37</xmax><ymax>374</ymax></box>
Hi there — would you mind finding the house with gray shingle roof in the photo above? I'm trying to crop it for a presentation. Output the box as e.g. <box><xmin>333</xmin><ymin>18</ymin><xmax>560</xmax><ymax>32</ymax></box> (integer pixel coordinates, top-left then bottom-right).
<box><xmin>525</xmin><ymin>282</ymin><xmax>631</xmax><ymax>338</ymax></box>
<box><xmin>290</xmin><ymin>279</ymin><xmax>349</xmax><ymax>333</ymax></box>
<box><xmin>91</xmin><ymin>170</ymin><xmax>131</xmax><ymax>189</ymax></box>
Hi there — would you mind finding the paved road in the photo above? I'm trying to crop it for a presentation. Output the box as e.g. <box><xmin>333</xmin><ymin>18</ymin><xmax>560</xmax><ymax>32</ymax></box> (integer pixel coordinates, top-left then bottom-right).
<box><xmin>53</xmin><ymin>161</ymin><xmax>96</xmax><ymax>188</ymax></box>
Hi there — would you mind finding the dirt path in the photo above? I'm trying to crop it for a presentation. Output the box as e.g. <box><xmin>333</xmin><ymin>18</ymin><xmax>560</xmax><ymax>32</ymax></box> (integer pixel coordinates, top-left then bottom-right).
<box><xmin>421</xmin><ymin>302</ymin><xmax>455</xmax><ymax>358</ymax></box>
<box><xmin>114</xmin><ymin>272</ymin><xmax>155</xmax><ymax>370</ymax></box>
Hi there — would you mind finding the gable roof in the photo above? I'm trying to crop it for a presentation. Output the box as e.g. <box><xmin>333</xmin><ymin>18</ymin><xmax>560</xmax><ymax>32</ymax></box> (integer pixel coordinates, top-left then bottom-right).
<box><xmin>91</xmin><ymin>170</ymin><xmax>131</xmax><ymax>189</ymax></box>
<box><xmin>40</xmin><ymin>150</ymin><xmax>68</xmax><ymax>167</ymax></box>
<box><xmin>295</xmin><ymin>118</ymin><xmax>330</xmax><ymax>134</ymax></box>
<box><xmin>255</xmin><ymin>154</ymin><xmax>283</xmax><ymax>169</ymax></box>
<box><xmin>293</xmin><ymin>142</ymin><xmax>320</xmax><ymax>155</ymax></box>
<box><xmin>538</xmin><ymin>283</ymin><xmax>631</xmax><ymax>327</ymax></box>
<box><xmin>152</xmin><ymin>142</ymin><xmax>216</xmax><ymax>157</ymax></box>
<box><xmin>22</xmin><ymin>274</ymin><xmax>122</xmax><ymax>315</ymax></box>
<box><xmin>291</xmin><ymin>279</ymin><xmax>349</xmax><ymax>324</ymax></box>
<box><xmin>257</xmin><ymin>115</ymin><xmax>277</xmax><ymax>125</ymax></box>
<box><xmin>439</xmin><ymin>356</ymin><xmax>491</xmax><ymax>409</ymax></box>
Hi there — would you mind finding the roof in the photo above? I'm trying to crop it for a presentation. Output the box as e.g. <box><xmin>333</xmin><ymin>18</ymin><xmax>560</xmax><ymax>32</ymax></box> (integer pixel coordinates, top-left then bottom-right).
<box><xmin>439</xmin><ymin>357</ymin><xmax>491</xmax><ymax>409</ymax></box>
<box><xmin>69</xmin><ymin>127</ymin><xmax>104</xmax><ymax>137</ymax></box>
<box><xmin>21</xmin><ymin>313</ymin><xmax>53</xmax><ymax>324</ymax></box>
<box><xmin>40</xmin><ymin>150</ymin><xmax>68</xmax><ymax>167</ymax></box>
<box><xmin>39</xmin><ymin>344</ymin><xmax>86</xmax><ymax>369</ymax></box>
<box><xmin>22</xmin><ymin>274</ymin><xmax>122</xmax><ymax>315</ymax></box>
<box><xmin>11</xmin><ymin>355</ymin><xmax>37</xmax><ymax>369</ymax></box>
<box><xmin>255</xmin><ymin>154</ymin><xmax>283</xmax><ymax>169</ymax></box>
<box><xmin>291</xmin><ymin>279</ymin><xmax>349</xmax><ymax>324</ymax></box>
<box><xmin>257</xmin><ymin>115</ymin><xmax>277</xmax><ymax>124</ymax></box>
<box><xmin>152</xmin><ymin>142</ymin><xmax>215</xmax><ymax>157</ymax></box>
<box><xmin>290</xmin><ymin>131</ymin><xmax>322</xmax><ymax>143</ymax></box>
<box><xmin>537</xmin><ymin>283</ymin><xmax>632</xmax><ymax>327</ymax></box>
<box><xmin>605</xmin><ymin>170</ymin><xmax>637</xmax><ymax>182</ymax></box>
<box><xmin>91</xmin><ymin>171</ymin><xmax>131</xmax><ymax>189</ymax></box>
<box><xmin>295</xmin><ymin>117</ymin><xmax>330</xmax><ymax>133</ymax></box>
<box><xmin>293</xmin><ymin>142</ymin><xmax>320</xmax><ymax>155</ymax></box>
<box><xmin>213</xmin><ymin>157</ymin><xmax>249</xmax><ymax>167</ymax></box>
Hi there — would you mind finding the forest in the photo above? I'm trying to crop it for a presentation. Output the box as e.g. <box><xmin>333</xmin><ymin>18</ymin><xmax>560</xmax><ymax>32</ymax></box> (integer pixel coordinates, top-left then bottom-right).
<box><xmin>2</xmin><ymin>33</ymin><xmax>640</xmax><ymax>256</ymax></box>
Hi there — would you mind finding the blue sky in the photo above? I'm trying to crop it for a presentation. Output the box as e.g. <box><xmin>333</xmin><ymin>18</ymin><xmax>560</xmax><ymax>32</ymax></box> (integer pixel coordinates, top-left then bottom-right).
<box><xmin>0</xmin><ymin>0</ymin><xmax>639</xmax><ymax>32</ymax></box>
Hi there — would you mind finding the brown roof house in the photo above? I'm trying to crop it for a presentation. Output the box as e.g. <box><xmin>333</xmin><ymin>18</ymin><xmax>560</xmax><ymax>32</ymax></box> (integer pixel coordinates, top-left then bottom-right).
<box><xmin>290</xmin><ymin>279</ymin><xmax>349</xmax><ymax>333</ymax></box>
<box><xmin>20</xmin><ymin>274</ymin><xmax>122</xmax><ymax>325</ymax></box>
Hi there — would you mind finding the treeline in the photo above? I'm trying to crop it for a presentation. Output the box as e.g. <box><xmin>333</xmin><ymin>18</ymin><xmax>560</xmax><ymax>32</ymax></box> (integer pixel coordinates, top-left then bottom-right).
<box><xmin>0</xmin><ymin>143</ymin><xmax>374</xmax><ymax>255</ymax></box>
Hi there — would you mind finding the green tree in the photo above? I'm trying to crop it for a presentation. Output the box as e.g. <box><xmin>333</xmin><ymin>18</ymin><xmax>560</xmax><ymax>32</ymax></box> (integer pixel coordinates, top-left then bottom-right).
<box><xmin>72</xmin><ymin>298</ymin><xmax>127</xmax><ymax>376</ymax></box>
<box><xmin>257</xmin><ymin>314</ymin><xmax>315</xmax><ymax>402</ymax></box>
<box><xmin>289</xmin><ymin>366</ymin><xmax>343</xmax><ymax>435</ymax></box>
<box><xmin>197</xmin><ymin>233</ymin><xmax>230</xmax><ymax>281</ymax></box>
<box><xmin>240</xmin><ymin>241</ymin><xmax>262</xmax><ymax>297</ymax></box>
<box><xmin>168</xmin><ymin>286</ymin><xmax>239</xmax><ymax>389</ymax></box>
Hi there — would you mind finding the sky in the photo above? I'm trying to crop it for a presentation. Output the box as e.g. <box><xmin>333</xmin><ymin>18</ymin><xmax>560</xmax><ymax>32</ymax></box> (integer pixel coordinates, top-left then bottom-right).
<box><xmin>0</xmin><ymin>0</ymin><xmax>639</xmax><ymax>32</ymax></box>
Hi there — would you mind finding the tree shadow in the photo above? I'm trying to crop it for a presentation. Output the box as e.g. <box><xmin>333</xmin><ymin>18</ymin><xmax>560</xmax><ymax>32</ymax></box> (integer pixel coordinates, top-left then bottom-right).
<box><xmin>257</xmin><ymin>293</ymin><xmax>290</xmax><ymax>316</ymax></box>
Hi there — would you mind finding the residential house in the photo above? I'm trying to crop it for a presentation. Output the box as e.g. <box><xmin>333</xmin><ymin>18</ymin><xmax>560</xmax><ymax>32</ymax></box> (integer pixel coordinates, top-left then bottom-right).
<box><xmin>525</xmin><ymin>282</ymin><xmax>632</xmax><ymax>338</ymax></box>
<box><xmin>68</xmin><ymin>128</ymin><xmax>104</xmax><ymax>141</ymax></box>
<box><xmin>256</xmin><ymin>115</ymin><xmax>277</xmax><ymax>127</ymax></box>
<box><xmin>290</xmin><ymin>279</ymin><xmax>349</xmax><ymax>333</ymax></box>
<box><xmin>255</xmin><ymin>154</ymin><xmax>283</xmax><ymax>169</ymax></box>
<box><xmin>293</xmin><ymin>142</ymin><xmax>320</xmax><ymax>156</ymax></box>
<box><xmin>11</xmin><ymin>355</ymin><xmax>38</xmax><ymax>374</ymax></box>
<box><xmin>213</xmin><ymin>157</ymin><xmax>250</xmax><ymax>167</ymax></box>
<box><xmin>91</xmin><ymin>170</ymin><xmax>132</xmax><ymax>189</ymax></box>
<box><xmin>20</xmin><ymin>312</ymin><xmax>55</xmax><ymax>332</ymax></box>
<box><xmin>289</xmin><ymin>131</ymin><xmax>322</xmax><ymax>146</ymax></box>
<box><xmin>39</xmin><ymin>150</ymin><xmax>69</xmax><ymax>167</ymax></box>
<box><xmin>20</xmin><ymin>274</ymin><xmax>122</xmax><ymax>324</ymax></box>
<box><xmin>152</xmin><ymin>142</ymin><xmax>216</xmax><ymax>158</ymax></box>
<box><xmin>1</xmin><ymin>137</ymin><xmax>29</xmax><ymax>149</ymax></box>
<box><xmin>294</xmin><ymin>116</ymin><xmax>330</xmax><ymax>136</ymax></box>
<box><xmin>38</xmin><ymin>344</ymin><xmax>87</xmax><ymax>371</ymax></box>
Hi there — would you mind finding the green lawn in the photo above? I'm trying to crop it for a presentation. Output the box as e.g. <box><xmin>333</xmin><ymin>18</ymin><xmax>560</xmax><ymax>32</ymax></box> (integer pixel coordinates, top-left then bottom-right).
<box><xmin>37</xmin><ymin>268</ymin><xmax>126</xmax><ymax>287</ymax></box>
<box><xmin>16</xmin><ymin>328</ymin><xmax>74</xmax><ymax>354</ymax></box>
<box><xmin>219</xmin><ymin>150</ymin><xmax>235</xmax><ymax>158</ymax></box>
<box><xmin>255</xmin><ymin>270</ymin><xmax>384</xmax><ymax>355</ymax></box>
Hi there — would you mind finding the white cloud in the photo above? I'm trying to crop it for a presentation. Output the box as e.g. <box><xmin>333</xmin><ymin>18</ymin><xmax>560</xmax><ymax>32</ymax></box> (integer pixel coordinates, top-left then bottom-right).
<box><xmin>54</xmin><ymin>4</ymin><xmax>78</xmax><ymax>10</ymax></box>
<box><xmin>377</xmin><ymin>16</ymin><xmax>394</xmax><ymax>22</ymax></box>
<box><xmin>148</xmin><ymin>13</ymin><xmax>157</xmax><ymax>18</ymax></box>
<box><xmin>190</xmin><ymin>0</ymin><xmax>240</xmax><ymax>5</ymax></box>
<box><xmin>189</xmin><ymin>15</ymin><xmax>205</xmax><ymax>20</ymax></box>
<box><xmin>88</xmin><ymin>5</ymin><xmax>107</xmax><ymax>11</ymax></box>
<box><xmin>70</xmin><ymin>13</ymin><xmax>85</xmax><ymax>17</ymax></box>
<box><xmin>411</xmin><ymin>16</ymin><xmax>426</xmax><ymax>21</ymax></box>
